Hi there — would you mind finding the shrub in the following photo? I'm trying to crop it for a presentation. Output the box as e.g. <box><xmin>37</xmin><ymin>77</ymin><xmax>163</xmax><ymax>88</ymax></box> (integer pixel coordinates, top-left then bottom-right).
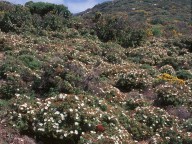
<box><xmin>0</xmin><ymin>56</ymin><xmax>23</xmax><ymax>79</ymax></box>
<box><xmin>42</xmin><ymin>14</ymin><xmax>63</xmax><ymax>31</ymax></box>
<box><xmin>183</xmin><ymin>118</ymin><xmax>192</xmax><ymax>132</ymax></box>
<box><xmin>94</xmin><ymin>14</ymin><xmax>146</xmax><ymax>47</ymax></box>
<box><xmin>118</xmin><ymin>29</ymin><xmax>146</xmax><ymax>47</ymax></box>
<box><xmin>173</xmin><ymin>36</ymin><xmax>192</xmax><ymax>52</ymax></box>
<box><xmin>0</xmin><ymin>5</ymin><xmax>32</xmax><ymax>32</ymax></box>
<box><xmin>25</xmin><ymin>1</ymin><xmax>54</xmax><ymax>16</ymax></box>
<box><xmin>25</xmin><ymin>1</ymin><xmax>71</xmax><ymax>18</ymax></box>
<box><xmin>159</xmin><ymin>65</ymin><xmax>176</xmax><ymax>75</ymax></box>
<box><xmin>19</xmin><ymin>55</ymin><xmax>42</xmax><ymax>70</ymax></box>
<box><xmin>0</xmin><ymin>37</ymin><xmax>13</xmax><ymax>51</ymax></box>
<box><xmin>127</xmin><ymin>121</ymin><xmax>154</xmax><ymax>140</ymax></box>
<box><xmin>124</xmin><ymin>98</ymin><xmax>149</xmax><ymax>110</ymax></box>
<box><xmin>154</xmin><ymin>83</ymin><xmax>190</xmax><ymax>107</ymax></box>
<box><xmin>176</xmin><ymin>70</ymin><xmax>192</xmax><ymax>80</ymax></box>
<box><xmin>152</xmin><ymin>26</ymin><xmax>162</xmax><ymax>37</ymax></box>
<box><xmin>150</xmin><ymin>17</ymin><xmax>165</xmax><ymax>25</ymax></box>
<box><xmin>0</xmin><ymin>72</ymin><xmax>25</xmax><ymax>99</ymax></box>
<box><xmin>116</xmin><ymin>69</ymin><xmax>153</xmax><ymax>92</ymax></box>
<box><xmin>160</xmin><ymin>57</ymin><xmax>184</xmax><ymax>70</ymax></box>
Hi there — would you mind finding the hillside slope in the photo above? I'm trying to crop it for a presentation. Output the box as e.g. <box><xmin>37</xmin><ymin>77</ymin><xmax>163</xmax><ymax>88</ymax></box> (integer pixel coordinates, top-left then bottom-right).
<box><xmin>81</xmin><ymin>0</ymin><xmax>191</xmax><ymax>22</ymax></box>
<box><xmin>0</xmin><ymin>1</ymin><xmax>192</xmax><ymax>144</ymax></box>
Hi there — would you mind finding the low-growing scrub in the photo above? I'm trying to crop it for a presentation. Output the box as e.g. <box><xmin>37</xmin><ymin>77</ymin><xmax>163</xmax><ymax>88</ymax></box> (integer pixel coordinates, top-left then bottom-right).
<box><xmin>0</xmin><ymin>0</ymin><xmax>192</xmax><ymax>143</ymax></box>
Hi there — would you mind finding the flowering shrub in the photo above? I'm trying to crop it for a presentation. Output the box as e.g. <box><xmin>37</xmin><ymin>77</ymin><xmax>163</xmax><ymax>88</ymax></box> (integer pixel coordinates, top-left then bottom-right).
<box><xmin>159</xmin><ymin>65</ymin><xmax>176</xmax><ymax>75</ymax></box>
<box><xmin>9</xmin><ymin>93</ymin><xmax>133</xmax><ymax>143</ymax></box>
<box><xmin>154</xmin><ymin>83</ymin><xmax>191</xmax><ymax>107</ymax></box>
<box><xmin>0</xmin><ymin>1</ymin><xmax>191</xmax><ymax>143</ymax></box>
<box><xmin>126</xmin><ymin>46</ymin><xmax>167</xmax><ymax>65</ymax></box>
<box><xmin>116</xmin><ymin>69</ymin><xmax>153</xmax><ymax>92</ymax></box>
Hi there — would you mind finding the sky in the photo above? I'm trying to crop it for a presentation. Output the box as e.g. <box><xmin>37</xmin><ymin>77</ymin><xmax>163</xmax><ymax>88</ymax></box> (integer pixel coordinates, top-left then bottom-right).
<box><xmin>5</xmin><ymin>0</ymin><xmax>112</xmax><ymax>13</ymax></box>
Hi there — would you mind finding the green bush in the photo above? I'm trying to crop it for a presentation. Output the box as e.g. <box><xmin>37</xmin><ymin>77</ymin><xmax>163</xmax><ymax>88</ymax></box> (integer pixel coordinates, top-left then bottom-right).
<box><xmin>25</xmin><ymin>1</ymin><xmax>71</xmax><ymax>18</ymax></box>
<box><xmin>94</xmin><ymin>15</ymin><xmax>146</xmax><ymax>47</ymax></box>
<box><xmin>127</xmin><ymin>121</ymin><xmax>154</xmax><ymax>140</ymax></box>
<box><xmin>0</xmin><ymin>37</ymin><xmax>13</xmax><ymax>51</ymax></box>
<box><xmin>0</xmin><ymin>5</ymin><xmax>32</xmax><ymax>32</ymax></box>
<box><xmin>118</xmin><ymin>29</ymin><xmax>146</xmax><ymax>47</ymax></box>
<box><xmin>0</xmin><ymin>83</ymin><xmax>17</xmax><ymax>99</ymax></box>
<box><xmin>0</xmin><ymin>56</ymin><xmax>22</xmax><ymax>79</ymax></box>
<box><xmin>176</xmin><ymin>70</ymin><xmax>192</xmax><ymax>80</ymax></box>
<box><xmin>116</xmin><ymin>69</ymin><xmax>152</xmax><ymax>92</ymax></box>
<box><xmin>19</xmin><ymin>55</ymin><xmax>42</xmax><ymax>70</ymax></box>
<box><xmin>152</xmin><ymin>26</ymin><xmax>162</xmax><ymax>37</ymax></box>
<box><xmin>183</xmin><ymin>118</ymin><xmax>192</xmax><ymax>132</ymax></box>
<box><xmin>42</xmin><ymin>14</ymin><xmax>63</xmax><ymax>31</ymax></box>
<box><xmin>155</xmin><ymin>83</ymin><xmax>189</xmax><ymax>107</ymax></box>
<box><xmin>150</xmin><ymin>17</ymin><xmax>165</xmax><ymax>25</ymax></box>
<box><xmin>173</xmin><ymin>36</ymin><xmax>192</xmax><ymax>52</ymax></box>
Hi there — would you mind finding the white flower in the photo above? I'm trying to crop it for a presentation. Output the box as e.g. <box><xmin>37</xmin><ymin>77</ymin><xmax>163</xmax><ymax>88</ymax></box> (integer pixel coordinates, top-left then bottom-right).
<box><xmin>69</xmin><ymin>108</ymin><xmax>73</xmax><ymax>112</ymax></box>
<box><xmin>60</xmin><ymin>135</ymin><xmax>63</xmax><ymax>139</ymax></box>
<box><xmin>64</xmin><ymin>133</ymin><xmax>68</xmax><ymax>137</ymax></box>
<box><xmin>75</xmin><ymin>122</ymin><xmax>79</xmax><ymax>126</ymax></box>
<box><xmin>38</xmin><ymin>128</ymin><xmax>45</xmax><ymax>132</ymax></box>
<box><xmin>70</xmin><ymin>131</ymin><xmax>73</xmax><ymax>134</ymax></box>
<box><xmin>18</xmin><ymin>114</ymin><xmax>22</xmax><ymax>118</ymax></box>
<box><xmin>33</xmin><ymin>127</ymin><xmax>36</xmax><ymax>131</ymax></box>
<box><xmin>55</xmin><ymin>111</ymin><xmax>60</xmax><ymax>115</ymax></box>
<box><xmin>60</xmin><ymin>114</ymin><xmax>65</xmax><ymax>120</ymax></box>
<box><xmin>39</xmin><ymin>123</ymin><xmax>43</xmax><ymax>126</ymax></box>
<box><xmin>30</xmin><ymin>110</ymin><xmax>35</xmax><ymax>114</ymax></box>
<box><xmin>75</xmin><ymin>96</ymin><xmax>79</xmax><ymax>100</ymax></box>
<box><xmin>98</xmin><ymin>135</ymin><xmax>101</xmax><ymax>139</ymax></box>
<box><xmin>74</xmin><ymin>130</ymin><xmax>78</xmax><ymax>135</ymax></box>
<box><xmin>80</xmin><ymin>103</ymin><xmax>84</xmax><ymax>107</ymax></box>
<box><xmin>56</xmin><ymin>129</ymin><xmax>62</xmax><ymax>133</ymax></box>
<box><xmin>47</xmin><ymin>101</ymin><xmax>51</xmax><ymax>105</ymax></box>
<box><xmin>90</xmin><ymin>131</ymin><xmax>96</xmax><ymax>134</ymax></box>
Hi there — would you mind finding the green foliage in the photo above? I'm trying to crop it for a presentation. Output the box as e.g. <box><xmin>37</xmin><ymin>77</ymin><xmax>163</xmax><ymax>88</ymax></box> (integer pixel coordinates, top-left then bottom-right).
<box><xmin>155</xmin><ymin>83</ymin><xmax>190</xmax><ymax>107</ymax></box>
<box><xmin>0</xmin><ymin>83</ymin><xmax>17</xmax><ymax>99</ymax></box>
<box><xmin>25</xmin><ymin>1</ymin><xmax>53</xmax><ymax>16</ymax></box>
<box><xmin>183</xmin><ymin>118</ymin><xmax>192</xmax><ymax>132</ymax></box>
<box><xmin>0</xmin><ymin>1</ymin><xmax>71</xmax><ymax>33</ymax></box>
<box><xmin>25</xmin><ymin>1</ymin><xmax>71</xmax><ymax>18</ymax></box>
<box><xmin>127</xmin><ymin>121</ymin><xmax>154</xmax><ymax>140</ymax></box>
<box><xmin>119</xmin><ymin>29</ymin><xmax>146</xmax><ymax>47</ymax></box>
<box><xmin>19</xmin><ymin>55</ymin><xmax>42</xmax><ymax>70</ymax></box>
<box><xmin>150</xmin><ymin>17</ymin><xmax>165</xmax><ymax>25</ymax></box>
<box><xmin>0</xmin><ymin>5</ymin><xmax>32</xmax><ymax>32</ymax></box>
<box><xmin>173</xmin><ymin>36</ymin><xmax>192</xmax><ymax>52</ymax></box>
<box><xmin>124</xmin><ymin>99</ymin><xmax>149</xmax><ymax>110</ymax></box>
<box><xmin>116</xmin><ymin>69</ymin><xmax>152</xmax><ymax>92</ymax></box>
<box><xmin>0</xmin><ymin>56</ymin><xmax>22</xmax><ymax>79</ymax></box>
<box><xmin>94</xmin><ymin>14</ymin><xmax>146</xmax><ymax>47</ymax></box>
<box><xmin>176</xmin><ymin>70</ymin><xmax>192</xmax><ymax>80</ymax></box>
<box><xmin>0</xmin><ymin>1</ymin><xmax>191</xmax><ymax>143</ymax></box>
<box><xmin>0</xmin><ymin>37</ymin><xmax>13</xmax><ymax>51</ymax></box>
<box><xmin>42</xmin><ymin>14</ymin><xmax>63</xmax><ymax>31</ymax></box>
<box><xmin>152</xmin><ymin>26</ymin><xmax>162</xmax><ymax>37</ymax></box>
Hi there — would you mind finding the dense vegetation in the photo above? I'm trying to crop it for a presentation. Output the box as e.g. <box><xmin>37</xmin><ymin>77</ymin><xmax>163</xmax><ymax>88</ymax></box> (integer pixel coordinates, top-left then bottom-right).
<box><xmin>0</xmin><ymin>0</ymin><xmax>191</xmax><ymax>143</ymax></box>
